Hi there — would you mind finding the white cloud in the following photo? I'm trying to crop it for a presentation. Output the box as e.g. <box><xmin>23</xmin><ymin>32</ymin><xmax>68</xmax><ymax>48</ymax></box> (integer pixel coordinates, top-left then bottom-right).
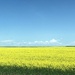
<box><xmin>28</xmin><ymin>42</ymin><xmax>33</xmax><ymax>44</ymax></box>
<box><xmin>45</xmin><ymin>41</ymin><xmax>49</xmax><ymax>44</ymax></box>
<box><xmin>0</xmin><ymin>39</ymin><xmax>62</xmax><ymax>46</ymax></box>
<box><xmin>23</xmin><ymin>42</ymin><xmax>27</xmax><ymax>44</ymax></box>
<box><xmin>50</xmin><ymin>39</ymin><xmax>58</xmax><ymax>43</ymax></box>
<box><xmin>33</xmin><ymin>39</ymin><xmax>61</xmax><ymax>45</ymax></box>
<box><xmin>38</xmin><ymin>41</ymin><xmax>44</xmax><ymax>44</ymax></box>
<box><xmin>34</xmin><ymin>41</ymin><xmax>44</xmax><ymax>44</ymax></box>
<box><xmin>34</xmin><ymin>41</ymin><xmax>38</xmax><ymax>43</ymax></box>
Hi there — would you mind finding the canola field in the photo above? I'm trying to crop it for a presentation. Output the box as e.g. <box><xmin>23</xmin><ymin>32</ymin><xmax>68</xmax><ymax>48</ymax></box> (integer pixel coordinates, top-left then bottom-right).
<box><xmin>0</xmin><ymin>47</ymin><xmax>75</xmax><ymax>75</ymax></box>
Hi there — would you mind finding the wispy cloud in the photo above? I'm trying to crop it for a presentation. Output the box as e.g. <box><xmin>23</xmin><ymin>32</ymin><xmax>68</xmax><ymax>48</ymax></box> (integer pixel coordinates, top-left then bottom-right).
<box><xmin>0</xmin><ymin>39</ymin><xmax>62</xmax><ymax>46</ymax></box>
<box><xmin>33</xmin><ymin>39</ymin><xmax>62</xmax><ymax>45</ymax></box>
<box><xmin>34</xmin><ymin>41</ymin><xmax>44</xmax><ymax>44</ymax></box>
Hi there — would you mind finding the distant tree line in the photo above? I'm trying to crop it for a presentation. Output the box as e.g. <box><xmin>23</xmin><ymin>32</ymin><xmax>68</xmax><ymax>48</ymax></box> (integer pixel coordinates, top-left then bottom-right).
<box><xmin>66</xmin><ymin>46</ymin><xmax>75</xmax><ymax>47</ymax></box>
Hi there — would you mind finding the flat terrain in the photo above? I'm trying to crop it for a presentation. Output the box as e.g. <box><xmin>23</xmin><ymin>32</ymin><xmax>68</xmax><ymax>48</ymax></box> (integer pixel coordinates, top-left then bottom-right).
<box><xmin>0</xmin><ymin>47</ymin><xmax>75</xmax><ymax>75</ymax></box>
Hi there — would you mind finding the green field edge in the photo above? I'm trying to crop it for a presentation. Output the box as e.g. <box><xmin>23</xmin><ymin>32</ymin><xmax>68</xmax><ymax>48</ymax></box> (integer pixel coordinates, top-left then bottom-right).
<box><xmin>0</xmin><ymin>65</ymin><xmax>74</xmax><ymax>75</ymax></box>
<box><xmin>0</xmin><ymin>46</ymin><xmax>75</xmax><ymax>48</ymax></box>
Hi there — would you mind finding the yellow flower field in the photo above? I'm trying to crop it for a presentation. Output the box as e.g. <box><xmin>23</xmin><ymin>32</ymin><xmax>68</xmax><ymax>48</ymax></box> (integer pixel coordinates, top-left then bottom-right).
<box><xmin>0</xmin><ymin>47</ymin><xmax>75</xmax><ymax>70</ymax></box>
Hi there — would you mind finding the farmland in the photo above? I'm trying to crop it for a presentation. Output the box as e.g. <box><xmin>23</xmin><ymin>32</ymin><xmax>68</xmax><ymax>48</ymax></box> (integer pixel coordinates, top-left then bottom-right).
<box><xmin>0</xmin><ymin>47</ymin><xmax>75</xmax><ymax>75</ymax></box>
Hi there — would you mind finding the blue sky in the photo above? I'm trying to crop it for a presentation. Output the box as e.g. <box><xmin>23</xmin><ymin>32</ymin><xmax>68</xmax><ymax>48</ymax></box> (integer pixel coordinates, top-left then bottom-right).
<box><xmin>0</xmin><ymin>0</ymin><xmax>75</xmax><ymax>46</ymax></box>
